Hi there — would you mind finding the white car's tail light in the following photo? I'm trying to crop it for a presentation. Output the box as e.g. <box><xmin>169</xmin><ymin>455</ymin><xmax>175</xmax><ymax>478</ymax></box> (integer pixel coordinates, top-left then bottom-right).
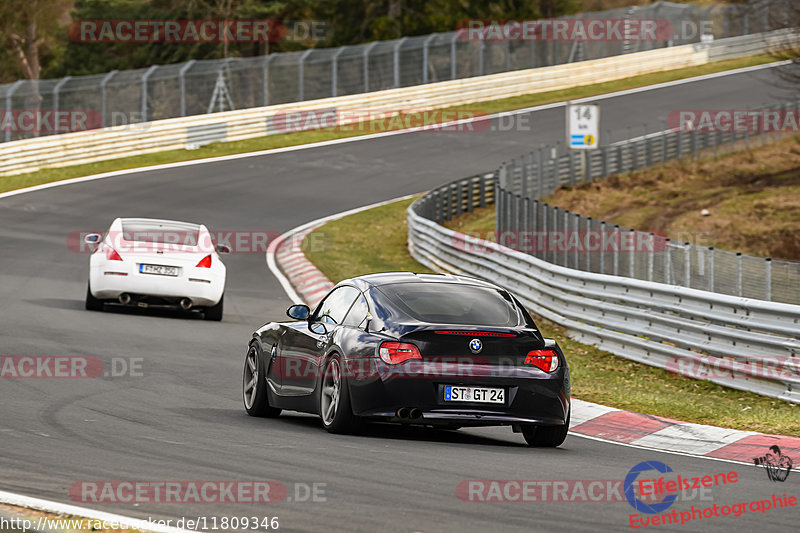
<box><xmin>196</xmin><ymin>255</ymin><xmax>212</xmax><ymax>268</ymax></box>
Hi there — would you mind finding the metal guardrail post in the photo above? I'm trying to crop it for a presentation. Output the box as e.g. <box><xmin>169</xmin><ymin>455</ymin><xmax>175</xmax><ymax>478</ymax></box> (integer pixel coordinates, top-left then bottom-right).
<box><xmin>261</xmin><ymin>55</ymin><xmax>275</xmax><ymax>106</ymax></box>
<box><xmin>179</xmin><ymin>60</ymin><xmax>195</xmax><ymax>116</ymax></box>
<box><xmin>363</xmin><ymin>42</ymin><xmax>378</xmax><ymax>93</ymax></box>
<box><xmin>599</xmin><ymin>220</ymin><xmax>606</xmax><ymax>274</ymax></box>
<box><xmin>393</xmin><ymin>38</ymin><xmax>407</xmax><ymax>88</ymax></box>
<box><xmin>684</xmin><ymin>242</ymin><xmax>691</xmax><ymax>288</ymax></box>
<box><xmin>708</xmin><ymin>247</ymin><xmax>715</xmax><ymax>292</ymax></box>
<box><xmin>648</xmin><ymin>234</ymin><xmax>655</xmax><ymax>281</ymax></box>
<box><xmin>450</xmin><ymin>33</ymin><xmax>458</xmax><ymax>80</ymax></box>
<box><xmin>613</xmin><ymin>225</ymin><xmax>620</xmax><ymax>276</ymax></box>
<box><xmin>664</xmin><ymin>239</ymin><xmax>672</xmax><ymax>285</ymax></box>
<box><xmin>52</xmin><ymin>76</ymin><xmax>72</xmax><ymax>120</ymax></box>
<box><xmin>562</xmin><ymin>210</ymin><xmax>569</xmax><ymax>267</ymax></box>
<box><xmin>736</xmin><ymin>252</ymin><xmax>743</xmax><ymax>297</ymax></box>
<box><xmin>423</xmin><ymin>34</ymin><xmax>437</xmax><ymax>84</ymax></box>
<box><xmin>298</xmin><ymin>49</ymin><xmax>313</xmax><ymax>101</ymax></box>
<box><xmin>331</xmin><ymin>47</ymin><xmax>344</xmax><ymax>97</ymax></box>
<box><xmin>100</xmin><ymin>70</ymin><xmax>117</xmax><ymax>127</ymax></box>
<box><xmin>765</xmin><ymin>257</ymin><xmax>772</xmax><ymax>301</ymax></box>
<box><xmin>141</xmin><ymin>65</ymin><xmax>158</xmax><ymax>123</ymax></box>
<box><xmin>629</xmin><ymin>229</ymin><xmax>636</xmax><ymax>277</ymax></box>
<box><xmin>5</xmin><ymin>80</ymin><xmax>23</xmax><ymax>142</ymax></box>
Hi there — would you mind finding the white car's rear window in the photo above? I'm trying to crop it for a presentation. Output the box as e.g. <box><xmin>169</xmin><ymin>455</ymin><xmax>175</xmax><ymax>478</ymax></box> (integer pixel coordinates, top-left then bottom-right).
<box><xmin>121</xmin><ymin>221</ymin><xmax>200</xmax><ymax>246</ymax></box>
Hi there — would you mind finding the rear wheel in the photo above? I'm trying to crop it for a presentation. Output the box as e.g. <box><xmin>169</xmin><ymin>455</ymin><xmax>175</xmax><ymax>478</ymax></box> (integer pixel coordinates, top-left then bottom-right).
<box><xmin>85</xmin><ymin>283</ymin><xmax>103</xmax><ymax>311</ymax></box>
<box><xmin>204</xmin><ymin>294</ymin><xmax>223</xmax><ymax>321</ymax></box>
<box><xmin>243</xmin><ymin>344</ymin><xmax>281</xmax><ymax>418</ymax></box>
<box><xmin>320</xmin><ymin>354</ymin><xmax>360</xmax><ymax>434</ymax></box>
<box><xmin>521</xmin><ymin>411</ymin><xmax>569</xmax><ymax>448</ymax></box>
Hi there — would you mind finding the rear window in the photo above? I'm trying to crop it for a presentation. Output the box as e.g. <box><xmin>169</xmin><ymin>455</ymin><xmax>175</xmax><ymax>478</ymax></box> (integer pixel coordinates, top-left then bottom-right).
<box><xmin>378</xmin><ymin>282</ymin><xmax>520</xmax><ymax>326</ymax></box>
<box><xmin>121</xmin><ymin>221</ymin><xmax>200</xmax><ymax>246</ymax></box>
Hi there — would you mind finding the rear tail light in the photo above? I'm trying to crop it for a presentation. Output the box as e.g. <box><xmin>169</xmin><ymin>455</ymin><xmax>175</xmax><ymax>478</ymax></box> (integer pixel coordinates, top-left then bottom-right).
<box><xmin>196</xmin><ymin>255</ymin><xmax>212</xmax><ymax>268</ymax></box>
<box><xmin>105</xmin><ymin>246</ymin><xmax>122</xmax><ymax>261</ymax></box>
<box><xmin>378</xmin><ymin>342</ymin><xmax>422</xmax><ymax>365</ymax></box>
<box><xmin>524</xmin><ymin>349</ymin><xmax>559</xmax><ymax>372</ymax></box>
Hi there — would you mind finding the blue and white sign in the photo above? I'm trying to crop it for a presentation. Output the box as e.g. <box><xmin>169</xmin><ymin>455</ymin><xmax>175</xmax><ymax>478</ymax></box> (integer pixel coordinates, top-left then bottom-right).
<box><xmin>567</xmin><ymin>104</ymin><xmax>599</xmax><ymax>150</ymax></box>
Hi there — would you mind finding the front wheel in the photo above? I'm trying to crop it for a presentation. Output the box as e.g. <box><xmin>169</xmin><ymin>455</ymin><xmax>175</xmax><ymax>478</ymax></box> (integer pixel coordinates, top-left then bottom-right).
<box><xmin>320</xmin><ymin>355</ymin><xmax>360</xmax><ymax>434</ymax></box>
<box><xmin>521</xmin><ymin>410</ymin><xmax>569</xmax><ymax>448</ymax></box>
<box><xmin>243</xmin><ymin>344</ymin><xmax>281</xmax><ymax>418</ymax></box>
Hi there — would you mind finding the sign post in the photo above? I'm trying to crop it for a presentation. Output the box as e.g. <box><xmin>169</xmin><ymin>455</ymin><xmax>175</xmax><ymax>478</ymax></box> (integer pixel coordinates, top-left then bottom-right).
<box><xmin>567</xmin><ymin>103</ymin><xmax>600</xmax><ymax>181</ymax></box>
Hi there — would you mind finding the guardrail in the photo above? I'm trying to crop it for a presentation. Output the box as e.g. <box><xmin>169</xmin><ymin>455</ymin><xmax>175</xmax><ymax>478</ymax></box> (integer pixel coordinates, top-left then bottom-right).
<box><xmin>0</xmin><ymin>31</ymin><xmax>792</xmax><ymax>176</ymax></box>
<box><xmin>409</xmin><ymin>174</ymin><xmax>800</xmax><ymax>403</ymax></box>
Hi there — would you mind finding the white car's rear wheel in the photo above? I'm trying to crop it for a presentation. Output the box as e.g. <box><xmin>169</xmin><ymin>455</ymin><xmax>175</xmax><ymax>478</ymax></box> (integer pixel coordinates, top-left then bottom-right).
<box><xmin>85</xmin><ymin>282</ymin><xmax>103</xmax><ymax>311</ymax></box>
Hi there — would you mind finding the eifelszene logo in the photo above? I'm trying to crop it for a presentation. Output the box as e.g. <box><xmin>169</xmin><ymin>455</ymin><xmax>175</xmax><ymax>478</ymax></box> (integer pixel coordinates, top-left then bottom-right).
<box><xmin>753</xmin><ymin>445</ymin><xmax>793</xmax><ymax>482</ymax></box>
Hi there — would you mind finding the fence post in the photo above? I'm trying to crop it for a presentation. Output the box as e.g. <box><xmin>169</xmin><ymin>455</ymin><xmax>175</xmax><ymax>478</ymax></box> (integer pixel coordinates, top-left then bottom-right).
<box><xmin>629</xmin><ymin>229</ymin><xmax>636</xmax><ymax>278</ymax></box>
<box><xmin>450</xmin><ymin>33</ymin><xmax>458</xmax><ymax>80</ymax></box>
<box><xmin>575</xmin><ymin>214</ymin><xmax>582</xmax><ymax>269</ymax></box>
<box><xmin>298</xmin><ymin>49</ymin><xmax>313</xmax><ymax>101</ymax></box>
<box><xmin>765</xmin><ymin>257</ymin><xmax>772</xmax><ymax>301</ymax></box>
<box><xmin>393</xmin><ymin>37</ymin><xmax>407</xmax><ymax>88</ymax></box>
<box><xmin>613</xmin><ymin>225</ymin><xmax>620</xmax><ymax>275</ymax></box>
<box><xmin>140</xmin><ymin>65</ymin><xmax>158</xmax><ymax>123</ymax></box>
<box><xmin>364</xmin><ymin>41</ymin><xmax>378</xmax><ymax>92</ymax></box>
<box><xmin>541</xmin><ymin>202</ymin><xmax>548</xmax><ymax>262</ymax></box>
<box><xmin>707</xmin><ymin>247</ymin><xmax>714</xmax><ymax>292</ymax></box>
<box><xmin>261</xmin><ymin>55</ymin><xmax>275</xmax><ymax>106</ymax></box>
<box><xmin>647</xmin><ymin>233</ymin><xmax>655</xmax><ymax>281</ymax></box>
<box><xmin>684</xmin><ymin>242</ymin><xmax>691</xmax><ymax>287</ymax></box>
<box><xmin>179</xmin><ymin>61</ymin><xmax>195</xmax><ymax>115</ymax></box>
<box><xmin>664</xmin><ymin>239</ymin><xmax>672</xmax><ymax>285</ymax></box>
<box><xmin>423</xmin><ymin>34</ymin><xmax>437</xmax><ymax>84</ymax></box>
<box><xmin>331</xmin><ymin>47</ymin><xmax>345</xmax><ymax>97</ymax></box>
<box><xmin>599</xmin><ymin>221</ymin><xmax>606</xmax><ymax>274</ymax></box>
<box><xmin>52</xmin><ymin>76</ymin><xmax>72</xmax><ymax>126</ymax></box>
<box><xmin>552</xmin><ymin>206</ymin><xmax>559</xmax><ymax>264</ymax></box>
<box><xmin>478</xmin><ymin>27</ymin><xmax>486</xmax><ymax>75</ymax></box>
<box><xmin>537</xmin><ymin>147</ymin><xmax>545</xmax><ymax>199</ymax></box>
<box><xmin>100</xmin><ymin>70</ymin><xmax>117</xmax><ymax>127</ymax></box>
<box><xmin>736</xmin><ymin>252</ymin><xmax>743</xmax><ymax>297</ymax></box>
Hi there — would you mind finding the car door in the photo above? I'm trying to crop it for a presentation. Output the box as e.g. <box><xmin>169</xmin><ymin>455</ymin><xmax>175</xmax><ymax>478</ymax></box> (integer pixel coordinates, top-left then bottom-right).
<box><xmin>277</xmin><ymin>285</ymin><xmax>361</xmax><ymax>396</ymax></box>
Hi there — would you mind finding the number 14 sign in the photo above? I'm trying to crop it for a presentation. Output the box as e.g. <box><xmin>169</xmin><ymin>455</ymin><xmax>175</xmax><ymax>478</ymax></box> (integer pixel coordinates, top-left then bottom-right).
<box><xmin>567</xmin><ymin>104</ymin><xmax>599</xmax><ymax>150</ymax></box>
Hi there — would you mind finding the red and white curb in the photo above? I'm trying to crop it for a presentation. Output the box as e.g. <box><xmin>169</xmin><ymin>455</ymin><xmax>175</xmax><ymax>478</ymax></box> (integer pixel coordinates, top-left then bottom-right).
<box><xmin>270</xmin><ymin>201</ymin><xmax>800</xmax><ymax>468</ymax></box>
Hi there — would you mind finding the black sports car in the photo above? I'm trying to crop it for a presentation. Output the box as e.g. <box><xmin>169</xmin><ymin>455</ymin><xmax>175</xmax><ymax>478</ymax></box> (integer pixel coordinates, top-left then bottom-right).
<box><xmin>243</xmin><ymin>272</ymin><xmax>570</xmax><ymax>447</ymax></box>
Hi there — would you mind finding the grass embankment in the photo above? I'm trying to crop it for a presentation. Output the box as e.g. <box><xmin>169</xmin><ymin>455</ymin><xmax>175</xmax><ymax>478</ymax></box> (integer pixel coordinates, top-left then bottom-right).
<box><xmin>0</xmin><ymin>55</ymin><xmax>775</xmax><ymax>195</ymax></box>
<box><xmin>304</xmin><ymin>196</ymin><xmax>800</xmax><ymax>436</ymax></box>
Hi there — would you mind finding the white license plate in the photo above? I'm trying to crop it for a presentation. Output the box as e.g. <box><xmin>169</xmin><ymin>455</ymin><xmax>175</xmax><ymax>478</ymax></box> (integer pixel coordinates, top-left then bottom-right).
<box><xmin>444</xmin><ymin>385</ymin><xmax>505</xmax><ymax>404</ymax></box>
<box><xmin>139</xmin><ymin>264</ymin><xmax>179</xmax><ymax>277</ymax></box>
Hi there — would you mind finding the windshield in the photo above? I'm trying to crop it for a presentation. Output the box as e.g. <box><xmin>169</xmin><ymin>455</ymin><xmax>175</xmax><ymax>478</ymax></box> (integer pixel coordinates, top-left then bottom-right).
<box><xmin>121</xmin><ymin>221</ymin><xmax>200</xmax><ymax>246</ymax></box>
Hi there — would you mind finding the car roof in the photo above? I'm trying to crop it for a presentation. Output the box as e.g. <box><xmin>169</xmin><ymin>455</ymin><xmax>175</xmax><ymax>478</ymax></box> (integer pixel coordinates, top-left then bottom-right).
<box><xmin>349</xmin><ymin>271</ymin><xmax>502</xmax><ymax>291</ymax></box>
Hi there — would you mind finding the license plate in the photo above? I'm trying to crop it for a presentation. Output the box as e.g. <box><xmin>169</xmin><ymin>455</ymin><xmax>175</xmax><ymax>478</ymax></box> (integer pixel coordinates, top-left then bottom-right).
<box><xmin>444</xmin><ymin>385</ymin><xmax>505</xmax><ymax>404</ymax></box>
<box><xmin>139</xmin><ymin>264</ymin><xmax>179</xmax><ymax>277</ymax></box>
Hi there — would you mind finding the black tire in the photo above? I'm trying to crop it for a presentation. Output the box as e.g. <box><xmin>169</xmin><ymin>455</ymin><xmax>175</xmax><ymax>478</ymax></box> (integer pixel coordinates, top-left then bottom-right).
<box><xmin>85</xmin><ymin>283</ymin><xmax>103</xmax><ymax>311</ymax></box>
<box><xmin>521</xmin><ymin>410</ymin><xmax>569</xmax><ymax>447</ymax></box>
<box><xmin>243</xmin><ymin>343</ymin><xmax>281</xmax><ymax>418</ymax></box>
<box><xmin>320</xmin><ymin>354</ymin><xmax>361</xmax><ymax>434</ymax></box>
<box><xmin>204</xmin><ymin>294</ymin><xmax>223</xmax><ymax>321</ymax></box>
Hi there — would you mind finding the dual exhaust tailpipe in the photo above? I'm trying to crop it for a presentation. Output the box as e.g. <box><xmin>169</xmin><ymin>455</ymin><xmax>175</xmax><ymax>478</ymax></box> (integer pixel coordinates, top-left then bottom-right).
<box><xmin>396</xmin><ymin>407</ymin><xmax>423</xmax><ymax>420</ymax></box>
<box><xmin>117</xmin><ymin>294</ymin><xmax>193</xmax><ymax>310</ymax></box>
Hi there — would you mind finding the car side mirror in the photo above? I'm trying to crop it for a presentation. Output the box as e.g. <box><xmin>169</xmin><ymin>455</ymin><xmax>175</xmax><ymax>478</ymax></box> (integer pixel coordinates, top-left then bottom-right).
<box><xmin>309</xmin><ymin>322</ymin><xmax>328</xmax><ymax>335</ymax></box>
<box><xmin>216</xmin><ymin>244</ymin><xmax>231</xmax><ymax>254</ymax></box>
<box><xmin>286</xmin><ymin>304</ymin><xmax>310</xmax><ymax>320</ymax></box>
<box><xmin>84</xmin><ymin>233</ymin><xmax>102</xmax><ymax>245</ymax></box>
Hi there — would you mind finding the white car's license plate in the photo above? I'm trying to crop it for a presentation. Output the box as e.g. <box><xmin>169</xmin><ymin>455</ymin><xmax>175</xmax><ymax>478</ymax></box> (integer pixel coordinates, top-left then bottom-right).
<box><xmin>139</xmin><ymin>264</ymin><xmax>179</xmax><ymax>277</ymax></box>
<box><xmin>444</xmin><ymin>385</ymin><xmax>505</xmax><ymax>404</ymax></box>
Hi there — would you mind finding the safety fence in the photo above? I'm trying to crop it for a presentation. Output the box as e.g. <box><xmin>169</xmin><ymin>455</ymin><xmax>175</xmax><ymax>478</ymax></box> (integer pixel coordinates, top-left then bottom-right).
<box><xmin>408</xmin><ymin>173</ymin><xmax>800</xmax><ymax>403</ymax></box>
<box><xmin>0</xmin><ymin>0</ymin><xmax>786</xmax><ymax>143</ymax></box>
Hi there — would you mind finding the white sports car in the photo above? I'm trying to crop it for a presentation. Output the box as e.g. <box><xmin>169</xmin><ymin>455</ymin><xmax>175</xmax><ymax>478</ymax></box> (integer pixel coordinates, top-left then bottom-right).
<box><xmin>84</xmin><ymin>218</ymin><xmax>228</xmax><ymax>320</ymax></box>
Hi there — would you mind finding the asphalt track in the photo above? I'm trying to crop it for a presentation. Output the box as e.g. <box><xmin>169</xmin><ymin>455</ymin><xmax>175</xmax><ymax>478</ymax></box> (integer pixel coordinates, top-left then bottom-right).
<box><xmin>0</xmin><ymin>66</ymin><xmax>798</xmax><ymax>532</ymax></box>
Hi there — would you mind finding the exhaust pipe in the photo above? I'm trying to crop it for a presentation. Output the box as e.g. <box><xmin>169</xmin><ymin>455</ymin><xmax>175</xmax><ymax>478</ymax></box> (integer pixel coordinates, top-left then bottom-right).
<box><xmin>179</xmin><ymin>298</ymin><xmax>193</xmax><ymax>310</ymax></box>
<box><xmin>118</xmin><ymin>293</ymin><xmax>131</xmax><ymax>305</ymax></box>
<box><xmin>409</xmin><ymin>408</ymin><xmax>423</xmax><ymax>420</ymax></box>
<box><xmin>396</xmin><ymin>407</ymin><xmax>411</xmax><ymax>419</ymax></box>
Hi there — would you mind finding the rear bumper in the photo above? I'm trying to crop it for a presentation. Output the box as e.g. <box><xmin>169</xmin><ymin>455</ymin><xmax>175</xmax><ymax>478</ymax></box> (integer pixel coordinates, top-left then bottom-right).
<box><xmin>346</xmin><ymin>359</ymin><xmax>570</xmax><ymax>427</ymax></box>
<box><xmin>89</xmin><ymin>262</ymin><xmax>224</xmax><ymax>307</ymax></box>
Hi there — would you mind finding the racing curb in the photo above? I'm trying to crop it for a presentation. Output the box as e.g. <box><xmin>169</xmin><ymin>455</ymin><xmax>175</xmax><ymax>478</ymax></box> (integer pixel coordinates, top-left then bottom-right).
<box><xmin>273</xmin><ymin>219</ymin><xmax>800</xmax><ymax>468</ymax></box>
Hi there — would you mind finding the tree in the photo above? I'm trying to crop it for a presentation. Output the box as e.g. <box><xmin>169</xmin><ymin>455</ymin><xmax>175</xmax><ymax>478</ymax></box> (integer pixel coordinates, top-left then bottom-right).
<box><xmin>0</xmin><ymin>0</ymin><xmax>70</xmax><ymax>81</ymax></box>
